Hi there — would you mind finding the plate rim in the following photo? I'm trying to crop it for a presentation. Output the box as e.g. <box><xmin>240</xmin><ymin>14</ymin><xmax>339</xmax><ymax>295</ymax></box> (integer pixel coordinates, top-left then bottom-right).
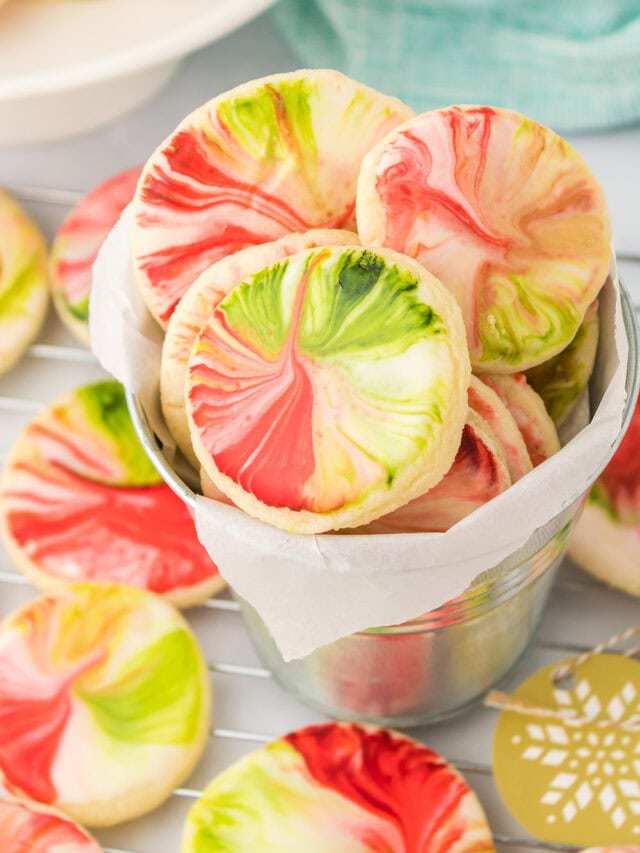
<box><xmin>0</xmin><ymin>0</ymin><xmax>277</xmax><ymax>100</ymax></box>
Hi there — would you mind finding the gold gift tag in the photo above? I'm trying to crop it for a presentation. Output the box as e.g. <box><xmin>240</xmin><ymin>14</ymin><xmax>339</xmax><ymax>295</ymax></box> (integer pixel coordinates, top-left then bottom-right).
<box><xmin>493</xmin><ymin>654</ymin><xmax>640</xmax><ymax>846</ymax></box>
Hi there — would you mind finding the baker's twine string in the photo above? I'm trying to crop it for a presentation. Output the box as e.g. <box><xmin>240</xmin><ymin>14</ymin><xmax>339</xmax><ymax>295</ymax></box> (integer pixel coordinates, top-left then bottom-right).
<box><xmin>485</xmin><ymin>625</ymin><xmax>640</xmax><ymax>731</ymax></box>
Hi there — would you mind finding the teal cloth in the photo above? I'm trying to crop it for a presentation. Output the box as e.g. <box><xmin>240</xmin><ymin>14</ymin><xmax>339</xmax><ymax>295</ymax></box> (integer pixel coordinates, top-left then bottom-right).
<box><xmin>271</xmin><ymin>0</ymin><xmax>640</xmax><ymax>132</ymax></box>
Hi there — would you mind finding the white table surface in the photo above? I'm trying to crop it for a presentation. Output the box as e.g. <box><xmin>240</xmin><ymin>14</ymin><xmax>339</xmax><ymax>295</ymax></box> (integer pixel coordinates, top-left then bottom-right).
<box><xmin>0</xmin><ymin>10</ymin><xmax>639</xmax><ymax>853</ymax></box>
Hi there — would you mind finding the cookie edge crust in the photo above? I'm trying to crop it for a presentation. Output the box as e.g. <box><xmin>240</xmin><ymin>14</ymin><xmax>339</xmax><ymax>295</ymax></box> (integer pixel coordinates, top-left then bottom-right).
<box><xmin>468</xmin><ymin>375</ymin><xmax>533</xmax><ymax>481</ymax></box>
<box><xmin>480</xmin><ymin>373</ymin><xmax>561</xmax><ymax>462</ymax></box>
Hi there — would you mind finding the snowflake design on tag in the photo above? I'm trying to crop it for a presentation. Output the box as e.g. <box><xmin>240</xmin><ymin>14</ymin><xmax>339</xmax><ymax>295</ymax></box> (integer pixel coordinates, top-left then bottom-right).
<box><xmin>493</xmin><ymin>654</ymin><xmax>640</xmax><ymax>846</ymax></box>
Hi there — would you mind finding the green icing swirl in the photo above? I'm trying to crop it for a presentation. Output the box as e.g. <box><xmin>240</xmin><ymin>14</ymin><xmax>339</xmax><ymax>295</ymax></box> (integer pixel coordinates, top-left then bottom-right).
<box><xmin>77</xmin><ymin>629</ymin><xmax>202</xmax><ymax>744</ymax></box>
<box><xmin>0</xmin><ymin>253</ymin><xmax>45</xmax><ymax>319</ymax></box>
<box><xmin>216</xmin><ymin>78</ymin><xmax>318</xmax><ymax>185</ymax></box>
<box><xmin>77</xmin><ymin>381</ymin><xmax>161</xmax><ymax>486</ymax></box>
<box><xmin>526</xmin><ymin>305</ymin><xmax>599</xmax><ymax>425</ymax></box>
<box><xmin>186</xmin><ymin>741</ymin><xmax>321</xmax><ymax>852</ymax></box>
<box><xmin>219</xmin><ymin>261</ymin><xmax>292</xmax><ymax>359</ymax></box>
<box><xmin>65</xmin><ymin>293</ymin><xmax>90</xmax><ymax>322</ymax></box>
<box><xmin>477</xmin><ymin>271</ymin><xmax>582</xmax><ymax>368</ymax></box>
<box><xmin>299</xmin><ymin>249</ymin><xmax>444</xmax><ymax>359</ymax></box>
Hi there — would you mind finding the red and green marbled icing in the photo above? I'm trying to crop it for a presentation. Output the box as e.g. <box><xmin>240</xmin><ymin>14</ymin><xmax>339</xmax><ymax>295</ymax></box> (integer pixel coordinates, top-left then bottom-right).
<box><xmin>133</xmin><ymin>70</ymin><xmax>413</xmax><ymax>325</ymax></box>
<box><xmin>361</xmin><ymin>106</ymin><xmax>610</xmax><ymax>372</ymax></box>
<box><xmin>161</xmin><ymin>228</ymin><xmax>357</xmax><ymax>466</ymax></box>
<box><xmin>51</xmin><ymin>166</ymin><xmax>141</xmax><ymax>338</ymax></box>
<box><xmin>361</xmin><ymin>414</ymin><xmax>510</xmax><ymax>534</ymax></box>
<box><xmin>526</xmin><ymin>301</ymin><xmax>599</xmax><ymax>426</ymax></box>
<box><xmin>0</xmin><ymin>584</ymin><xmax>207</xmax><ymax>810</ymax></box>
<box><xmin>188</xmin><ymin>247</ymin><xmax>463</xmax><ymax>517</ymax></box>
<box><xmin>1</xmin><ymin>380</ymin><xmax>220</xmax><ymax>595</ymax></box>
<box><xmin>0</xmin><ymin>797</ymin><xmax>101</xmax><ymax>853</ymax></box>
<box><xmin>480</xmin><ymin>373</ymin><xmax>560</xmax><ymax>467</ymax></box>
<box><xmin>182</xmin><ymin>722</ymin><xmax>495</xmax><ymax>852</ymax></box>
<box><xmin>467</xmin><ymin>376</ymin><xmax>532</xmax><ymax>481</ymax></box>
<box><xmin>588</xmin><ymin>394</ymin><xmax>640</xmax><ymax>525</ymax></box>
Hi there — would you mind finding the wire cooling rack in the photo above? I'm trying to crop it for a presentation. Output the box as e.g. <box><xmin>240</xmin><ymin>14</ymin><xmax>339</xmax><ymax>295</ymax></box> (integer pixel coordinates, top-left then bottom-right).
<box><xmin>1</xmin><ymin>185</ymin><xmax>639</xmax><ymax>853</ymax></box>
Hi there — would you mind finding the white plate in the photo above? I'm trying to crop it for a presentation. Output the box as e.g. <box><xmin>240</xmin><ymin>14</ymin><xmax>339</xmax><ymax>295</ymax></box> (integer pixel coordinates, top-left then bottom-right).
<box><xmin>0</xmin><ymin>0</ymin><xmax>276</xmax><ymax>145</ymax></box>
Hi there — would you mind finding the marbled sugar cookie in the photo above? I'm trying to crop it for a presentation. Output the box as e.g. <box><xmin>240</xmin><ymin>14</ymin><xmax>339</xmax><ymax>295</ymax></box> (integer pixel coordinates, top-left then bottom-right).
<box><xmin>360</xmin><ymin>409</ymin><xmax>511</xmax><ymax>534</ymax></box>
<box><xmin>161</xmin><ymin>228</ymin><xmax>358</xmax><ymax>468</ymax></box>
<box><xmin>132</xmin><ymin>69</ymin><xmax>413</xmax><ymax>326</ymax></box>
<box><xmin>0</xmin><ymin>191</ymin><xmax>49</xmax><ymax>375</ymax></box>
<box><xmin>569</xmin><ymin>394</ymin><xmax>640</xmax><ymax>596</ymax></box>
<box><xmin>467</xmin><ymin>375</ymin><xmax>532</xmax><ymax>482</ymax></box>
<box><xmin>479</xmin><ymin>373</ymin><xmax>560</xmax><ymax>467</ymax></box>
<box><xmin>0</xmin><ymin>584</ymin><xmax>211</xmax><ymax>826</ymax></box>
<box><xmin>51</xmin><ymin>166</ymin><xmax>141</xmax><ymax>344</ymax></box>
<box><xmin>181</xmin><ymin>723</ymin><xmax>495</xmax><ymax>853</ymax></box>
<box><xmin>526</xmin><ymin>300</ymin><xmax>599</xmax><ymax>426</ymax></box>
<box><xmin>0</xmin><ymin>380</ymin><xmax>224</xmax><ymax>607</ymax></box>
<box><xmin>0</xmin><ymin>796</ymin><xmax>102</xmax><ymax>853</ymax></box>
<box><xmin>357</xmin><ymin>106</ymin><xmax>610</xmax><ymax>372</ymax></box>
<box><xmin>187</xmin><ymin>246</ymin><xmax>470</xmax><ymax>534</ymax></box>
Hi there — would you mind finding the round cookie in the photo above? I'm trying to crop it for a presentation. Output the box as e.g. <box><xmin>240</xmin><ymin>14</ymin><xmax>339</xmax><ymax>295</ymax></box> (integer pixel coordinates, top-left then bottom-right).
<box><xmin>0</xmin><ymin>380</ymin><xmax>224</xmax><ymax>607</ymax></box>
<box><xmin>480</xmin><ymin>373</ymin><xmax>560</xmax><ymax>466</ymax></box>
<box><xmin>0</xmin><ymin>796</ymin><xmax>102</xmax><ymax>852</ymax></box>
<box><xmin>132</xmin><ymin>69</ymin><xmax>414</xmax><ymax>327</ymax></box>
<box><xmin>181</xmin><ymin>722</ymin><xmax>495</xmax><ymax>852</ymax></box>
<box><xmin>357</xmin><ymin>105</ymin><xmax>611</xmax><ymax>373</ymax></box>
<box><xmin>0</xmin><ymin>583</ymin><xmax>211</xmax><ymax>827</ymax></box>
<box><xmin>360</xmin><ymin>409</ymin><xmax>511</xmax><ymax>533</ymax></box>
<box><xmin>0</xmin><ymin>191</ymin><xmax>49</xmax><ymax>375</ymax></box>
<box><xmin>468</xmin><ymin>375</ymin><xmax>532</xmax><ymax>481</ymax></box>
<box><xmin>51</xmin><ymin>166</ymin><xmax>141</xmax><ymax>345</ymax></box>
<box><xmin>187</xmin><ymin>245</ymin><xmax>471</xmax><ymax>534</ymax></box>
<box><xmin>526</xmin><ymin>300</ymin><xmax>599</xmax><ymax>426</ymax></box>
<box><xmin>569</xmin><ymin>394</ymin><xmax>640</xmax><ymax>596</ymax></box>
<box><xmin>162</xmin><ymin>228</ymin><xmax>358</xmax><ymax>468</ymax></box>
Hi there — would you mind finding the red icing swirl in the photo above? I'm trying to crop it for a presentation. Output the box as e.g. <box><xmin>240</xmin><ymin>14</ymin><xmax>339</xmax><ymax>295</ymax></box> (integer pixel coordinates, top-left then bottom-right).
<box><xmin>285</xmin><ymin>724</ymin><xmax>492</xmax><ymax>852</ymax></box>
<box><xmin>4</xmin><ymin>459</ymin><xmax>216</xmax><ymax>593</ymax></box>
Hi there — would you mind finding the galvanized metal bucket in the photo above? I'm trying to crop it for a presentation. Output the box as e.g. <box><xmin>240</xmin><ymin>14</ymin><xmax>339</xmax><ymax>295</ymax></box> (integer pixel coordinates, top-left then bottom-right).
<box><xmin>127</xmin><ymin>283</ymin><xmax>639</xmax><ymax>726</ymax></box>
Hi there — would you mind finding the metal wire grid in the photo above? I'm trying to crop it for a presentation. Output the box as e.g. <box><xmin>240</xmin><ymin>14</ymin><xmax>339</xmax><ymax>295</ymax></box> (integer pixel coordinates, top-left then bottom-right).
<box><xmin>0</xmin><ymin>184</ymin><xmax>637</xmax><ymax>853</ymax></box>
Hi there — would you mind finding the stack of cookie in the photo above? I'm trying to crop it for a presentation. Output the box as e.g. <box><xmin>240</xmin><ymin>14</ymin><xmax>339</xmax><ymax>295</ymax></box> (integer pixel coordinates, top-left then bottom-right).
<box><xmin>123</xmin><ymin>69</ymin><xmax>609</xmax><ymax>536</ymax></box>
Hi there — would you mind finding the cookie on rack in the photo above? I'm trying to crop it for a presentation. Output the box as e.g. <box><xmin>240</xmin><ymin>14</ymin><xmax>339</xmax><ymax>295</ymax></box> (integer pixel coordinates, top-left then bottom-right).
<box><xmin>132</xmin><ymin>69</ymin><xmax>413</xmax><ymax>327</ymax></box>
<box><xmin>478</xmin><ymin>373</ymin><xmax>560</xmax><ymax>466</ymax></box>
<box><xmin>187</xmin><ymin>245</ymin><xmax>471</xmax><ymax>534</ymax></box>
<box><xmin>360</xmin><ymin>409</ymin><xmax>511</xmax><ymax>533</ymax></box>
<box><xmin>0</xmin><ymin>190</ymin><xmax>49</xmax><ymax>376</ymax></box>
<box><xmin>0</xmin><ymin>380</ymin><xmax>224</xmax><ymax>607</ymax></box>
<box><xmin>569</xmin><ymin>394</ymin><xmax>640</xmax><ymax>596</ymax></box>
<box><xmin>526</xmin><ymin>300</ymin><xmax>600</xmax><ymax>426</ymax></box>
<box><xmin>0</xmin><ymin>583</ymin><xmax>211</xmax><ymax>827</ymax></box>
<box><xmin>0</xmin><ymin>796</ymin><xmax>102</xmax><ymax>852</ymax></box>
<box><xmin>357</xmin><ymin>105</ymin><xmax>611</xmax><ymax>373</ymax></box>
<box><xmin>580</xmin><ymin>849</ymin><xmax>640</xmax><ymax>852</ymax></box>
<box><xmin>181</xmin><ymin>722</ymin><xmax>495</xmax><ymax>852</ymax></box>
<box><xmin>468</xmin><ymin>375</ymin><xmax>532</xmax><ymax>482</ymax></box>
<box><xmin>162</xmin><ymin>228</ymin><xmax>358</xmax><ymax>468</ymax></box>
<box><xmin>51</xmin><ymin>166</ymin><xmax>141</xmax><ymax>344</ymax></box>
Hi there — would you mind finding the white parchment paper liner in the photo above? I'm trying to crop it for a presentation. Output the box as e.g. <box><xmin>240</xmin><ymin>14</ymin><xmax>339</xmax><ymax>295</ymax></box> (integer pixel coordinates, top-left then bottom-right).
<box><xmin>91</xmin><ymin>206</ymin><xmax>629</xmax><ymax>660</ymax></box>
